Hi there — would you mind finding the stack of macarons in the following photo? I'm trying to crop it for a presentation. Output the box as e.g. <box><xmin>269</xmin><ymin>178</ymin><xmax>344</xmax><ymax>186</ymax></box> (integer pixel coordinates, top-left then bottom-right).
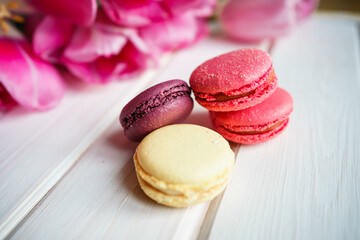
<box><xmin>190</xmin><ymin>48</ymin><xmax>293</xmax><ymax>144</ymax></box>
<box><xmin>120</xmin><ymin>80</ymin><xmax>235</xmax><ymax>207</ymax></box>
<box><xmin>119</xmin><ymin>48</ymin><xmax>293</xmax><ymax>208</ymax></box>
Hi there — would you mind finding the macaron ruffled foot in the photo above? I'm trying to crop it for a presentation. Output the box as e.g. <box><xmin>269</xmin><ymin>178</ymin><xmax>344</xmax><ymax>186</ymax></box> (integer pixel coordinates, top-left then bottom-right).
<box><xmin>134</xmin><ymin>124</ymin><xmax>235</xmax><ymax>207</ymax></box>
<box><xmin>190</xmin><ymin>48</ymin><xmax>278</xmax><ymax>112</ymax></box>
<box><xmin>210</xmin><ymin>88</ymin><xmax>293</xmax><ymax>144</ymax></box>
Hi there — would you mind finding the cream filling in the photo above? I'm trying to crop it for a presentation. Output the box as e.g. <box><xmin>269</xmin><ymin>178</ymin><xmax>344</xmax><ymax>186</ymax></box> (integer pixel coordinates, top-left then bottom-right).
<box><xmin>134</xmin><ymin>152</ymin><xmax>232</xmax><ymax>198</ymax></box>
<box><xmin>198</xmin><ymin>70</ymin><xmax>275</xmax><ymax>102</ymax></box>
<box><xmin>225</xmin><ymin>120</ymin><xmax>284</xmax><ymax>135</ymax></box>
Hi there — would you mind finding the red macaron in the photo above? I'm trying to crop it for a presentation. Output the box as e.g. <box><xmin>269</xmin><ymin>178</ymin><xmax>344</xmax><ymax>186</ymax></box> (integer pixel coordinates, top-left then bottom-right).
<box><xmin>210</xmin><ymin>88</ymin><xmax>293</xmax><ymax>144</ymax></box>
<box><xmin>190</xmin><ymin>48</ymin><xmax>278</xmax><ymax>112</ymax></box>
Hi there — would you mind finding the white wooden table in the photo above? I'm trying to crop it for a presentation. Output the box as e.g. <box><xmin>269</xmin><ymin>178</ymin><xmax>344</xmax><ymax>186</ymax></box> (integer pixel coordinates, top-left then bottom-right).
<box><xmin>1</xmin><ymin>13</ymin><xmax>359</xmax><ymax>240</ymax></box>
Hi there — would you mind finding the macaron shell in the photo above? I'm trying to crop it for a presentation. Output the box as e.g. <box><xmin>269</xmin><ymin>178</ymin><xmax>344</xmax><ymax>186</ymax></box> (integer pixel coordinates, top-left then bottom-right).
<box><xmin>190</xmin><ymin>48</ymin><xmax>272</xmax><ymax>94</ymax></box>
<box><xmin>212</xmin><ymin>117</ymin><xmax>290</xmax><ymax>144</ymax></box>
<box><xmin>124</xmin><ymin>95</ymin><xmax>193</xmax><ymax>141</ymax></box>
<box><xmin>211</xmin><ymin>88</ymin><xmax>293</xmax><ymax>125</ymax></box>
<box><xmin>195</xmin><ymin>75</ymin><xmax>278</xmax><ymax>112</ymax></box>
<box><xmin>120</xmin><ymin>79</ymin><xmax>191</xmax><ymax>126</ymax></box>
<box><xmin>135</xmin><ymin>170</ymin><xmax>230</xmax><ymax>207</ymax></box>
<box><xmin>134</xmin><ymin>124</ymin><xmax>235</xmax><ymax>207</ymax></box>
<box><xmin>120</xmin><ymin>79</ymin><xmax>193</xmax><ymax>141</ymax></box>
<box><xmin>210</xmin><ymin>88</ymin><xmax>293</xmax><ymax>144</ymax></box>
<box><xmin>134</xmin><ymin>152</ymin><xmax>232</xmax><ymax>207</ymax></box>
<box><xmin>136</xmin><ymin>124</ymin><xmax>234</xmax><ymax>184</ymax></box>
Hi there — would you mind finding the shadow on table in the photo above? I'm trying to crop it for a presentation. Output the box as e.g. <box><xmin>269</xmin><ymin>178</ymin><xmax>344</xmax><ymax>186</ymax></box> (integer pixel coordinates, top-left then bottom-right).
<box><xmin>182</xmin><ymin>111</ymin><xmax>213</xmax><ymax>129</ymax></box>
<box><xmin>107</xmin><ymin>128</ymin><xmax>138</xmax><ymax>152</ymax></box>
<box><xmin>115</xmin><ymin>154</ymin><xmax>173</xmax><ymax>210</ymax></box>
<box><xmin>106</xmin><ymin>128</ymin><xmax>171</xmax><ymax>208</ymax></box>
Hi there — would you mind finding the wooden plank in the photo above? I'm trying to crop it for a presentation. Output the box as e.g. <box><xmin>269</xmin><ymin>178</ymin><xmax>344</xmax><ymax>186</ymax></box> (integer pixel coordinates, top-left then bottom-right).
<box><xmin>6</xmin><ymin>119</ymin><xmax>211</xmax><ymax>240</ymax></box>
<box><xmin>0</xmin><ymin>59</ymin><xmax>171</xmax><ymax>239</ymax></box>
<box><xmin>207</xmin><ymin>15</ymin><xmax>360</xmax><ymax>240</ymax></box>
<box><xmin>7</xmin><ymin>34</ymin><xmax>267</xmax><ymax>239</ymax></box>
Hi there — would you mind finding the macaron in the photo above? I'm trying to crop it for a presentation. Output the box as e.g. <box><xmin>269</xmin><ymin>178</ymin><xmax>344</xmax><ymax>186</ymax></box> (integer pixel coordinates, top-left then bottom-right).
<box><xmin>190</xmin><ymin>48</ymin><xmax>278</xmax><ymax>112</ymax></box>
<box><xmin>210</xmin><ymin>88</ymin><xmax>293</xmax><ymax>144</ymax></box>
<box><xmin>134</xmin><ymin>124</ymin><xmax>235</xmax><ymax>207</ymax></box>
<box><xmin>120</xmin><ymin>80</ymin><xmax>193</xmax><ymax>141</ymax></box>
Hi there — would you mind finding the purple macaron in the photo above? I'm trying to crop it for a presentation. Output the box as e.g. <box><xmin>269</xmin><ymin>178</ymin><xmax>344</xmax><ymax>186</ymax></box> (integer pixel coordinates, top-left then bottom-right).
<box><xmin>120</xmin><ymin>79</ymin><xmax>194</xmax><ymax>141</ymax></box>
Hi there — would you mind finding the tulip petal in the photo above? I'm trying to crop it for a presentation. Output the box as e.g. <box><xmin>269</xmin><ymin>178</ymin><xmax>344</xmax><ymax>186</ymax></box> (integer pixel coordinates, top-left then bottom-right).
<box><xmin>220</xmin><ymin>0</ymin><xmax>318</xmax><ymax>42</ymax></box>
<box><xmin>0</xmin><ymin>38</ymin><xmax>65</xmax><ymax>110</ymax></box>
<box><xmin>26</xmin><ymin>0</ymin><xmax>97</xmax><ymax>26</ymax></box>
<box><xmin>23</xmin><ymin>14</ymin><xmax>44</xmax><ymax>40</ymax></box>
<box><xmin>63</xmin><ymin>24</ymin><xmax>128</xmax><ymax>63</ymax></box>
<box><xmin>139</xmin><ymin>13</ymin><xmax>208</xmax><ymax>56</ymax></box>
<box><xmin>33</xmin><ymin>16</ymin><xmax>74</xmax><ymax>62</ymax></box>
<box><xmin>61</xmin><ymin>11</ymin><xmax>152</xmax><ymax>84</ymax></box>
<box><xmin>164</xmin><ymin>0</ymin><xmax>216</xmax><ymax>17</ymax></box>
<box><xmin>0</xmin><ymin>83</ymin><xmax>17</xmax><ymax>111</ymax></box>
<box><xmin>100</xmin><ymin>0</ymin><xmax>169</xmax><ymax>27</ymax></box>
<box><xmin>117</xmin><ymin>41</ymin><xmax>151</xmax><ymax>79</ymax></box>
<box><xmin>296</xmin><ymin>0</ymin><xmax>318</xmax><ymax>20</ymax></box>
<box><xmin>63</xmin><ymin>42</ymin><xmax>149</xmax><ymax>84</ymax></box>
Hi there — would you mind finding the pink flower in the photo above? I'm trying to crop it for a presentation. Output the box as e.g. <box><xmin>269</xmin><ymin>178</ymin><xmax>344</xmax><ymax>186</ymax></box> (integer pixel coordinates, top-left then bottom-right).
<box><xmin>100</xmin><ymin>0</ymin><xmax>215</xmax><ymax>27</ymax></box>
<box><xmin>27</xmin><ymin>0</ymin><xmax>97</xmax><ymax>26</ymax></box>
<box><xmin>29</xmin><ymin>0</ymin><xmax>215</xmax><ymax>84</ymax></box>
<box><xmin>32</xmin><ymin>16</ymin><xmax>74</xmax><ymax>63</ymax></box>
<box><xmin>0</xmin><ymin>38</ymin><xmax>65</xmax><ymax>111</ymax></box>
<box><xmin>61</xmin><ymin>16</ymin><xmax>152</xmax><ymax>84</ymax></box>
<box><xmin>0</xmin><ymin>83</ymin><xmax>17</xmax><ymax>111</ymax></box>
<box><xmin>33</xmin><ymin>11</ymin><xmax>152</xmax><ymax>84</ymax></box>
<box><xmin>100</xmin><ymin>0</ymin><xmax>216</xmax><ymax>58</ymax></box>
<box><xmin>139</xmin><ymin>12</ymin><xmax>209</xmax><ymax>57</ymax></box>
<box><xmin>220</xmin><ymin>0</ymin><xmax>318</xmax><ymax>42</ymax></box>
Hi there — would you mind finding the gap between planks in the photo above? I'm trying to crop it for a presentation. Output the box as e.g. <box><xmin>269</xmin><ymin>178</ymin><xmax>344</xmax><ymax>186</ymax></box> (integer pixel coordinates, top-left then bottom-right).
<box><xmin>197</xmin><ymin>144</ymin><xmax>241</xmax><ymax>240</ymax></box>
<box><xmin>196</xmin><ymin>40</ymin><xmax>274</xmax><ymax>240</ymax></box>
<box><xmin>0</xmin><ymin>54</ymin><xmax>173</xmax><ymax>240</ymax></box>
<box><xmin>2</xmin><ymin>37</ymin><xmax>272</xmax><ymax>239</ymax></box>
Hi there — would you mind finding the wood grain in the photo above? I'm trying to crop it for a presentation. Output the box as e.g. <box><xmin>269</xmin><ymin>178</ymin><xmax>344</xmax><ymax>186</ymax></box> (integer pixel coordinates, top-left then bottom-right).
<box><xmin>0</xmin><ymin>58</ymin><xmax>170</xmax><ymax>239</ymax></box>
<box><xmin>207</xmin><ymin>15</ymin><xmax>360</xmax><ymax>240</ymax></box>
<box><xmin>5</xmin><ymin>35</ymin><xmax>265</xmax><ymax>239</ymax></box>
<box><xmin>1</xmin><ymin>14</ymin><xmax>359</xmax><ymax>240</ymax></box>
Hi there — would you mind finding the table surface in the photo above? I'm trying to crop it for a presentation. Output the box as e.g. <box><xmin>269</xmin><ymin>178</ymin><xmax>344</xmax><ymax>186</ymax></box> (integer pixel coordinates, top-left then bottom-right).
<box><xmin>0</xmin><ymin>13</ymin><xmax>359</xmax><ymax>240</ymax></box>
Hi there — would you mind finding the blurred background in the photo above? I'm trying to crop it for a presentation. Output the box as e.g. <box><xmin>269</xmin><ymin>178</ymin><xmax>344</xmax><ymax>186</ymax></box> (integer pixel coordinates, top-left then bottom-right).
<box><xmin>319</xmin><ymin>0</ymin><xmax>360</xmax><ymax>12</ymax></box>
<box><xmin>3</xmin><ymin>0</ymin><xmax>360</xmax><ymax>13</ymax></box>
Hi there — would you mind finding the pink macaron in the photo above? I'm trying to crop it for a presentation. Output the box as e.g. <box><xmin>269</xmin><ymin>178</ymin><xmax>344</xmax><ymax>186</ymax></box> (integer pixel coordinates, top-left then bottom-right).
<box><xmin>190</xmin><ymin>48</ymin><xmax>278</xmax><ymax>112</ymax></box>
<box><xmin>210</xmin><ymin>88</ymin><xmax>293</xmax><ymax>144</ymax></box>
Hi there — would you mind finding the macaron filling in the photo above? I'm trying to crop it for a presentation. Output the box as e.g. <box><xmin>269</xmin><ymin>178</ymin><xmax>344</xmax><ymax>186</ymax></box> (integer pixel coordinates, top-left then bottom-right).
<box><xmin>133</xmin><ymin>124</ymin><xmax>235</xmax><ymax>207</ymax></box>
<box><xmin>122</xmin><ymin>84</ymin><xmax>191</xmax><ymax>129</ymax></box>
<box><xmin>213</xmin><ymin>118</ymin><xmax>290</xmax><ymax>144</ymax></box>
<box><xmin>222</xmin><ymin>119</ymin><xmax>286</xmax><ymax>135</ymax></box>
<box><xmin>195</xmin><ymin>68</ymin><xmax>275</xmax><ymax>102</ymax></box>
<box><xmin>134</xmin><ymin>152</ymin><xmax>232</xmax><ymax>201</ymax></box>
<box><xmin>209</xmin><ymin>87</ymin><xmax>294</xmax><ymax>144</ymax></box>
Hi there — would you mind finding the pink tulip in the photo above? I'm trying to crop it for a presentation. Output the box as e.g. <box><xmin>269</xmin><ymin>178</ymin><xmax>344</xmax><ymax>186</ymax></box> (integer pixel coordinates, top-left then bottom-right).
<box><xmin>220</xmin><ymin>0</ymin><xmax>318</xmax><ymax>42</ymax></box>
<box><xmin>139</xmin><ymin>12</ymin><xmax>208</xmax><ymax>57</ymax></box>
<box><xmin>33</xmin><ymin>16</ymin><xmax>74</xmax><ymax>62</ymax></box>
<box><xmin>33</xmin><ymin>11</ymin><xmax>151</xmax><ymax>84</ymax></box>
<box><xmin>62</xmin><ymin>41</ymin><xmax>150</xmax><ymax>84</ymax></box>
<box><xmin>100</xmin><ymin>0</ymin><xmax>169</xmax><ymax>27</ymax></box>
<box><xmin>165</xmin><ymin>0</ymin><xmax>216</xmax><ymax>17</ymax></box>
<box><xmin>0</xmin><ymin>83</ymin><xmax>17</xmax><ymax>111</ymax></box>
<box><xmin>29</xmin><ymin>0</ymin><xmax>215</xmax><ymax>84</ymax></box>
<box><xmin>101</xmin><ymin>0</ymin><xmax>215</xmax><ymax>58</ymax></box>
<box><xmin>0</xmin><ymin>38</ymin><xmax>65</xmax><ymax>111</ymax></box>
<box><xmin>100</xmin><ymin>0</ymin><xmax>215</xmax><ymax>27</ymax></box>
<box><xmin>26</xmin><ymin>0</ymin><xmax>97</xmax><ymax>26</ymax></box>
